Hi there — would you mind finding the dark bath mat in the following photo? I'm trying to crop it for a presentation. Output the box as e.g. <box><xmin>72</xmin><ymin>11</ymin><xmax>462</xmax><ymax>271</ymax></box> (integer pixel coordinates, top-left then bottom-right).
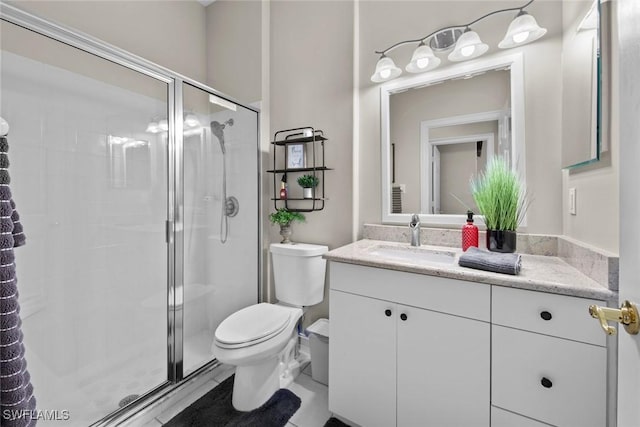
<box><xmin>164</xmin><ymin>374</ymin><xmax>301</xmax><ymax>427</ymax></box>
<box><xmin>323</xmin><ymin>417</ymin><xmax>351</xmax><ymax>427</ymax></box>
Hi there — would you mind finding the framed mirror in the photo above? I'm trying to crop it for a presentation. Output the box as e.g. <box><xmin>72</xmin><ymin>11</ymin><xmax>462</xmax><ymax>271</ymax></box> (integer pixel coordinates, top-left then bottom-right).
<box><xmin>561</xmin><ymin>0</ymin><xmax>601</xmax><ymax>169</ymax></box>
<box><xmin>381</xmin><ymin>53</ymin><xmax>525</xmax><ymax>226</ymax></box>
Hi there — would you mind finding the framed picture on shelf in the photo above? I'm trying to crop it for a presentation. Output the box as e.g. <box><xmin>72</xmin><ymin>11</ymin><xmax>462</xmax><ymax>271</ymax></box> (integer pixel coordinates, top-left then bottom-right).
<box><xmin>287</xmin><ymin>143</ymin><xmax>306</xmax><ymax>169</ymax></box>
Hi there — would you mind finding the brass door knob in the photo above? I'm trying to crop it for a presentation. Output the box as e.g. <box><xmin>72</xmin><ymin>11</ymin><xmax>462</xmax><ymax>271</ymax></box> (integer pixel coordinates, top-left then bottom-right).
<box><xmin>588</xmin><ymin>300</ymin><xmax>639</xmax><ymax>336</ymax></box>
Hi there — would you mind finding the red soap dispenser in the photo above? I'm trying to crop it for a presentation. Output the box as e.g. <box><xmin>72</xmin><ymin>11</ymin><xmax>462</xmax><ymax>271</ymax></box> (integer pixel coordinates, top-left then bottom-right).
<box><xmin>462</xmin><ymin>210</ymin><xmax>479</xmax><ymax>251</ymax></box>
<box><xmin>279</xmin><ymin>174</ymin><xmax>288</xmax><ymax>200</ymax></box>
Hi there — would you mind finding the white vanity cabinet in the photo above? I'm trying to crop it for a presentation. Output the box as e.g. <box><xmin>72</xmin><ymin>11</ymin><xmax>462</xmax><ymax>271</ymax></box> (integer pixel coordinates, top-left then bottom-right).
<box><xmin>491</xmin><ymin>287</ymin><xmax>609</xmax><ymax>427</ymax></box>
<box><xmin>328</xmin><ymin>262</ymin><xmax>491</xmax><ymax>427</ymax></box>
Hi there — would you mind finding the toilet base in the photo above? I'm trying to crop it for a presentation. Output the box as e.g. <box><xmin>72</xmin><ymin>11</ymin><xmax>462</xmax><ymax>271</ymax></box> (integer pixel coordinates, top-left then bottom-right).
<box><xmin>231</xmin><ymin>336</ymin><xmax>301</xmax><ymax>411</ymax></box>
<box><xmin>232</xmin><ymin>356</ymin><xmax>281</xmax><ymax>411</ymax></box>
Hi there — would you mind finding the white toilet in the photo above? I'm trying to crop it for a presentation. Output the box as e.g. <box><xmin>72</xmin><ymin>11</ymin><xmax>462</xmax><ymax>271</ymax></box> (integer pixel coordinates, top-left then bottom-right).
<box><xmin>212</xmin><ymin>242</ymin><xmax>328</xmax><ymax>411</ymax></box>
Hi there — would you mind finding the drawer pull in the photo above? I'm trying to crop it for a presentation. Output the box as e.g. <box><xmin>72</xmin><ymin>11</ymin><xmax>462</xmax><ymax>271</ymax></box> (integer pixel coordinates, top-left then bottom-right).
<box><xmin>385</xmin><ymin>309</ymin><xmax>392</xmax><ymax>317</ymax></box>
<box><xmin>540</xmin><ymin>377</ymin><xmax>553</xmax><ymax>389</ymax></box>
<box><xmin>540</xmin><ymin>311</ymin><xmax>552</xmax><ymax>321</ymax></box>
<box><xmin>400</xmin><ymin>313</ymin><xmax>408</xmax><ymax>321</ymax></box>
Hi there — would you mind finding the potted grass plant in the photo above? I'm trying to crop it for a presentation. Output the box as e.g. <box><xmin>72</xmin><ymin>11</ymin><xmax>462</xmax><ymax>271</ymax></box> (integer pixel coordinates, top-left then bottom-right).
<box><xmin>470</xmin><ymin>155</ymin><xmax>529</xmax><ymax>253</ymax></box>
<box><xmin>297</xmin><ymin>174</ymin><xmax>320</xmax><ymax>199</ymax></box>
<box><xmin>269</xmin><ymin>208</ymin><xmax>305</xmax><ymax>244</ymax></box>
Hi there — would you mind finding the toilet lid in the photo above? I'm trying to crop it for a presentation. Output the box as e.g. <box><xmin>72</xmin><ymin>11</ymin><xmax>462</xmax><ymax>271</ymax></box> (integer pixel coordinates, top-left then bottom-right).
<box><xmin>215</xmin><ymin>303</ymin><xmax>291</xmax><ymax>347</ymax></box>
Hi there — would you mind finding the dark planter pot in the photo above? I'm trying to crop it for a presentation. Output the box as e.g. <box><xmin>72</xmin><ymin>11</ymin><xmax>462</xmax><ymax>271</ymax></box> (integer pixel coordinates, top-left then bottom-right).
<box><xmin>486</xmin><ymin>229</ymin><xmax>517</xmax><ymax>253</ymax></box>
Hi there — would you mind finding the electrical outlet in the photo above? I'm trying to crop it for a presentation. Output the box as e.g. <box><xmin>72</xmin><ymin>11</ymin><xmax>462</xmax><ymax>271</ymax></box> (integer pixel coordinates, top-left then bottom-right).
<box><xmin>569</xmin><ymin>187</ymin><xmax>577</xmax><ymax>215</ymax></box>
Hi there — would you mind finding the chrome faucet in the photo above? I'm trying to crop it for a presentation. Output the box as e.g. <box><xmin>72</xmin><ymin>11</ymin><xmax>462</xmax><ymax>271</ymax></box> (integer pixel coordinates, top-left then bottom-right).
<box><xmin>409</xmin><ymin>214</ymin><xmax>420</xmax><ymax>247</ymax></box>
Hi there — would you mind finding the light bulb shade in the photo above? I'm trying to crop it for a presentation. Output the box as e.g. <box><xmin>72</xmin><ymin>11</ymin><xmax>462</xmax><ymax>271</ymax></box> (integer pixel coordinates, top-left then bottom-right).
<box><xmin>448</xmin><ymin>30</ymin><xmax>489</xmax><ymax>62</ymax></box>
<box><xmin>371</xmin><ymin>56</ymin><xmax>402</xmax><ymax>83</ymax></box>
<box><xmin>146</xmin><ymin>121</ymin><xmax>159</xmax><ymax>133</ymax></box>
<box><xmin>405</xmin><ymin>44</ymin><xmax>441</xmax><ymax>73</ymax></box>
<box><xmin>498</xmin><ymin>12</ymin><xmax>547</xmax><ymax>49</ymax></box>
<box><xmin>184</xmin><ymin>113</ymin><xmax>200</xmax><ymax>128</ymax></box>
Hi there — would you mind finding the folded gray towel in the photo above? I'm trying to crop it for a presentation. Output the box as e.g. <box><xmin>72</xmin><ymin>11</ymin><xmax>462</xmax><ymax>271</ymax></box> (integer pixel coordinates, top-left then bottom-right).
<box><xmin>458</xmin><ymin>246</ymin><xmax>522</xmax><ymax>275</ymax></box>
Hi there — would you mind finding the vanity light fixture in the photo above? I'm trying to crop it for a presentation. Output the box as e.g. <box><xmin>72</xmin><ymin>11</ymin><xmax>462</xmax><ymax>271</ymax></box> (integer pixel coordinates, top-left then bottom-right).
<box><xmin>371</xmin><ymin>0</ymin><xmax>546</xmax><ymax>83</ymax></box>
<box><xmin>145</xmin><ymin>113</ymin><xmax>202</xmax><ymax>133</ymax></box>
<box><xmin>498</xmin><ymin>10</ymin><xmax>547</xmax><ymax>49</ymax></box>
<box><xmin>184</xmin><ymin>113</ymin><xmax>201</xmax><ymax>128</ymax></box>
<box><xmin>448</xmin><ymin>28</ymin><xmax>489</xmax><ymax>62</ymax></box>
<box><xmin>158</xmin><ymin>119</ymin><xmax>169</xmax><ymax>132</ymax></box>
<box><xmin>371</xmin><ymin>54</ymin><xmax>402</xmax><ymax>83</ymax></box>
<box><xmin>145</xmin><ymin>120</ymin><xmax>159</xmax><ymax>133</ymax></box>
<box><xmin>405</xmin><ymin>42</ymin><xmax>441</xmax><ymax>73</ymax></box>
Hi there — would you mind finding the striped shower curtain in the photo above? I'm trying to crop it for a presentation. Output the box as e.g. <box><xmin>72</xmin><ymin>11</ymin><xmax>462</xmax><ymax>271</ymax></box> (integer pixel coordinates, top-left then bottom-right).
<box><xmin>0</xmin><ymin>134</ymin><xmax>36</xmax><ymax>426</ymax></box>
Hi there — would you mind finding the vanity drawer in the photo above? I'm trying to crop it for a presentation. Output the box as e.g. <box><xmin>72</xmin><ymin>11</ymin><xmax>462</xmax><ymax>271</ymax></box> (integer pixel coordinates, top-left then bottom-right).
<box><xmin>329</xmin><ymin>262</ymin><xmax>490</xmax><ymax>321</ymax></box>
<box><xmin>492</xmin><ymin>325</ymin><xmax>606</xmax><ymax>427</ymax></box>
<box><xmin>491</xmin><ymin>406</ymin><xmax>550</xmax><ymax>427</ymax></box>
<box><xmin>492</xmin><ymin>286</ymin><xmax>606</xmax><ymax>346</ymax></box>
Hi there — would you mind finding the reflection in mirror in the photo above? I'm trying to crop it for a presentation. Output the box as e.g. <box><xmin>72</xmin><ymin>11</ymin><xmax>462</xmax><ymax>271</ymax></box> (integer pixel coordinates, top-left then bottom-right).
<box><xmin>562</xmin><ymin>0</ymin><xmax>601</xmax><ymax>168</ymax></box>
<box><xmin>382</xmin><ymin>54</ymin><xmax>524</xmax><ymax>225</ymax></box>
<box><xmin>424</xmin><ymin>117</ymin><xmax>505</xmax><ymax>215</ymax></box>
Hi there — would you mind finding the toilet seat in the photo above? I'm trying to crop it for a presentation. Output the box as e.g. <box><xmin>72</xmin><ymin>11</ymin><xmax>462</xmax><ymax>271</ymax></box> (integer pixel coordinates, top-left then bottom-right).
<box><xmin>215</xmin><ymin>303</ymin><xmax>292</xmax><ymax>349</ymax></box>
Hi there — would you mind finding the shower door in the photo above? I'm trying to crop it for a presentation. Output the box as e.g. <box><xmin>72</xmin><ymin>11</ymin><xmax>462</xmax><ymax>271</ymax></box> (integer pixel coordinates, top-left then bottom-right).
<box><xmin>181</xmin><ymin>83</ymin><xmax>259</xmax><ymax>374</ymax></box>
<box><xmin>1</xmin><ymin>5</ymin><xmax>261</xmax><ymax>426</ymax></box>
<box><xmin>1</xmin><ymin>21</ymin><xmax>171</xmax><ymax>426</ymax></box>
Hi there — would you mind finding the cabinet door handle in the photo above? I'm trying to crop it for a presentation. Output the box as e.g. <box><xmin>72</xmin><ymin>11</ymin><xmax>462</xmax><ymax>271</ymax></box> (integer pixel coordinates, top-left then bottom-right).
<box><xmin>540</xmin><ymin>377</ymin><xmax>553</xmax><ymax>389</ymax></box>
<box><xmin>400</xmin><ymin>313</ymin><xmax>408</xmax><ymax>321</ymax></box>
<box><xmin>385</xmin><ymin>309</ymin><xmax>392</xmax><ymax>317</ymax></box>
<box><xmin>540</xmin><ymin>311</ymin><xmax>553</xmax><ymax>321</ymax></box>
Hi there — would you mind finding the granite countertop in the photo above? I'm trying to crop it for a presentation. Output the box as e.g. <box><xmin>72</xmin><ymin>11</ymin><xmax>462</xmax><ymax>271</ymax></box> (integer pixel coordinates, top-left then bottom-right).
<box><xmin>324</xmin><ymin>239</ymin><xmax>616</xmax><ymax>301</ymax></box>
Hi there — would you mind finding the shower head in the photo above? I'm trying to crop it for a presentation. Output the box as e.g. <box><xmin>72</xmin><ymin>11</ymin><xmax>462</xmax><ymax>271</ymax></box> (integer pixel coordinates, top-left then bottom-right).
<box><xmin>210</xmin><ymin>119</ymin><xmax>234</xmax><ymax>154</ymax></box>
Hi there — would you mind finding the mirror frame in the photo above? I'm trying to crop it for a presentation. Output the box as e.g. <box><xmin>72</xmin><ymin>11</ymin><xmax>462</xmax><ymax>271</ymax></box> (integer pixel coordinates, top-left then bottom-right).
<box><xmin>380</xmin><ymin>52</ymin><xmax>526</xmax><ymax>226</ymax></box>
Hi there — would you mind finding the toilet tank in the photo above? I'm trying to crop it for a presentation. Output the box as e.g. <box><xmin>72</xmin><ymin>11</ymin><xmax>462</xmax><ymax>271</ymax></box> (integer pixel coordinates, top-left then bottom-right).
<box><xmin>270</xmin><ymin>243</ymin><xmax>329</xmax><ymax>306</ymax></box>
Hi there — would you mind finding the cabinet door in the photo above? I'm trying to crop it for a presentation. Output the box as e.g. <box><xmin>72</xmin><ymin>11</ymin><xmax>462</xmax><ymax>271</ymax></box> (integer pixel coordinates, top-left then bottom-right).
<box><xmin>329</xmin><ymin>290</ymin><xmax>397</xmax><ymax>427</ymax></box>
<box><xmin>397</xmin><ymin>305</ymin><xmax>490</xmax><ymax>427</ymax></box>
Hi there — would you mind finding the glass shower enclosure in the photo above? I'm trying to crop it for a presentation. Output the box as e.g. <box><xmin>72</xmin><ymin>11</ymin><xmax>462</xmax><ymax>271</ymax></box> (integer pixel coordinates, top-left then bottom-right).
<box><xmin>0</xmin><ymin>5</ymin><xmax>259</xmax><ymax>426</ymax></box>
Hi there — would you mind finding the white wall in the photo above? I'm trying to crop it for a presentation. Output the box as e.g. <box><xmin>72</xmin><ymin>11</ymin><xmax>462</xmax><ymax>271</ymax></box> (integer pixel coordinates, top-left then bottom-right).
<box><xmin>439</xmin><ymin>143</ymin><xmax>480</xmax><ymax>215</ymax></box>
<box><xmin>7</xmin><ymin>0</ymin><xmax>208</xmax><ymax>82</ymax></box>
<box><xmin>204</xmin><ymin>0</ymin><xmax>354</xmax><ymax>325</ymax></box>
<box><xmin>358</xmin><ymin>0</ymin><xmax>564</xmax><ymax>235</ymax></box>
<box><xmin>268</xmin><ymin>0</ymin><xmax>354</xmax><ymax>325</ymax></box>
<box><xmin>206</xmin><ymin>0</ymin><xmax>262</xmax><ymax>104</ymax></box>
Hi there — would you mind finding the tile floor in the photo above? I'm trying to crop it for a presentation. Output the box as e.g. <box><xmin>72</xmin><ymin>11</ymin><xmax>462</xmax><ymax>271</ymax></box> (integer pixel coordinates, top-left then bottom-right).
<box><xmin>286</xmin><ymin>364</ymin><xmax>332</xmax><ymax>427</ymax></box>
<box><xmin>141</xmin><ymin>363</ymin><xmax>333</xmax><ymax>427</ymax></box>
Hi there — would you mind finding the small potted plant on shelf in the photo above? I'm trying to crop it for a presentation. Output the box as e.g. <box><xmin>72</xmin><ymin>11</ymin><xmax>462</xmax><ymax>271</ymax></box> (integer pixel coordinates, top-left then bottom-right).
<box><xmin>269</xmin><ymin>208</ymin><xmax>305</xmax><ymax>244</ymax></box>
<box><xmin>470</xmin><ymin>155</ymin><xmax>530</xmax><ymax>253</ymax></box>
<box><xmin>297</xmin><ymin>174</ymin><xmax>320</xmax><ymax>199</ymax></box>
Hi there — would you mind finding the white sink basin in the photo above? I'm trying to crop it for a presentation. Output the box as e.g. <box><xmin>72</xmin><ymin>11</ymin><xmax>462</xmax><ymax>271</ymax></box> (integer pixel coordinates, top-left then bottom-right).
<box><xmin>367</xmin><ymin>245</ymin><xmax>456</xmax><ymax>265</ymax></box>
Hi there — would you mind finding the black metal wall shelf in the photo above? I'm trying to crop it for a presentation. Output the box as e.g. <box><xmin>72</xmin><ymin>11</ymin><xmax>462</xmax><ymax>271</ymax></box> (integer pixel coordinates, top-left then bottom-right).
<box><xmin>268</xmin><ymin>127</ymin><xmax>330</xmax><ymax>212</ymax></box>
<box><xmin>272</xmin><ymin>134</ymin><xmax>328</xmax><ymax>145</ymax></box>
<box><xmin>266</xmin><ymin>166</ymin><xmax>332</xmax><ymax>174</ymax></box>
